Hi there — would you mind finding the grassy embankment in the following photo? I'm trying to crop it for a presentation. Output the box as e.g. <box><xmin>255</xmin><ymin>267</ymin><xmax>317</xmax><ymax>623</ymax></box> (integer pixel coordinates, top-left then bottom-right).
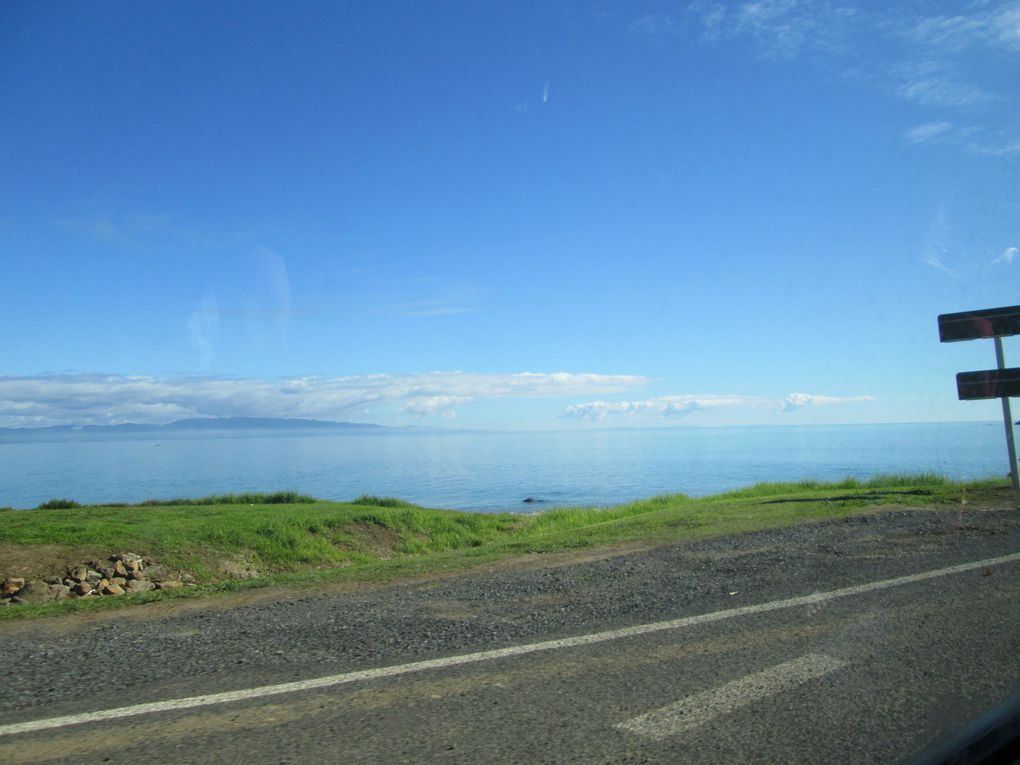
<box><xmin>0</xmin><ymin>475</ymin><xmax>1012</xmax><ymax>618</ymax></box>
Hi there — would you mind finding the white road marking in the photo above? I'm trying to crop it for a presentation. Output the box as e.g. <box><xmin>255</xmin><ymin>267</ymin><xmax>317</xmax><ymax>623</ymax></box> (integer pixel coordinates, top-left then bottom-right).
<box><xmin>2</xmin><ymin>550</ymin><xmax>1018</xmax><ymax>738</ymax></box>
<box><xmin>615</xmin><ymin>653</ymin><xmax>849</xmax><ymax>740</ymax></box>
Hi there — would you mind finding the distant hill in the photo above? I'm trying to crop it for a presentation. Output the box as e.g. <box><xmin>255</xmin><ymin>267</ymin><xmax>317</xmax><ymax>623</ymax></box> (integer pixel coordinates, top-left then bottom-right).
<box><xmin>0</xmin><ymin>417</ymin><xmax>394</xmax><ymax>437</ymax></box>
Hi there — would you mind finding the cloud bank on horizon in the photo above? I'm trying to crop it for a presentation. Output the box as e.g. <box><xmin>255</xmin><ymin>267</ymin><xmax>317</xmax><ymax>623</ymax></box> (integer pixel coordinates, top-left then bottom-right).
<box><xmin>0</xmin><ymin>374</ymin><xmax>875</xmax><ymax>429</ymax></box>
<box><xmin>0</xmin><ymin>372</ymin><xmax>648</xmax><ymax>428</ymax></box>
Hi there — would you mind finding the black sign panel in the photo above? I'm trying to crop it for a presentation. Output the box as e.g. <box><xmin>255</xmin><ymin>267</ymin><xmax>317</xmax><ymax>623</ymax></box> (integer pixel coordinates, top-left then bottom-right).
<box><xmin>956</xmin><ymin>368</ymin><xmax>1020</xmax><ymax>400</ymax></box>
<box><xmin>938</xmin><ymin>305</ymin><xmax>1020</xmax><ymax>343</ymax></box>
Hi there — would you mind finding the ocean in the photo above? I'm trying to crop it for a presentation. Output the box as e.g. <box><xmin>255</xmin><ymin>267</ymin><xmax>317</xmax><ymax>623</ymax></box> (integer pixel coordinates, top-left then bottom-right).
<box><xmin>0</xmin><ymin>421</ymin><xmax>1009</xmax><ymax>511</ymax></box>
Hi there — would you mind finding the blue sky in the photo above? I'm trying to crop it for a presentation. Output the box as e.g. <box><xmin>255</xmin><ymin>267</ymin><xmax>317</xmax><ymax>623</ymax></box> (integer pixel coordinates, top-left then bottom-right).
<box><xmin>1</xmin><ymin>1</ymin><xmax>1018</xmax><ymax>429</ymax></box>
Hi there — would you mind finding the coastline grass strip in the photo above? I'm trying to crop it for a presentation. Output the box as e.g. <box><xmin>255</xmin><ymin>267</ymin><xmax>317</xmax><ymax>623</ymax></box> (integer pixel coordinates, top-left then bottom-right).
<box><xmin>0</xmin><ymin>475</ymin><xmax>1013</xmax><ymax>619</ymax></box>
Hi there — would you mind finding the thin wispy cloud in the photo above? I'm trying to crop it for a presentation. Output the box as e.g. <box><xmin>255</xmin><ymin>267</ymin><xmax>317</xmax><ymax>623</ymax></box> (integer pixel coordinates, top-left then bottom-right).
<box><xmin>542</xmin><ymin>81</ymin><xmax>550</xmax><ymax>103</ymax></box>
<box><xmin>632</xmin><ymin>2</ymin><xmax>1019</xmax><ymax>153</ymax></box>
<box><xmin>921</xmin><ymin>207</ymin><xmax>958</xmax><ymax>279</ymax></box>
<box><xmin>682</xmin><ymin>0</ymin><xmax>859</xmax><ymax>59</ymax></box>
<box><xmin>993</xmin><ymin>245</ymin><xmax>1018</xmax><ymax>265</ymax></box>
<box><xmin>892</xmin><ymin>59</ymin><xmax>996</xmax><ymax>109</ymax></box>
<box><xmin>382</xmin><ymin>298</ymin><xmax>480</xmax><ymax>318</ymax></box>
<box><xmin>907</xmin><ymin>2</ymin><xmax>1020</xmax><ymax>53</ymax></box>
<box><xmin>904</xmin><ymin>121</ymin><xmax>954</xmax><ymax>144</ymax></box>
<box><xmin>379</xmin><ymin>279</ymin><xmax>482</xmax><ymax>318</ymax></box>
<box><xmin>0</xmin><ymin>372</ymin><xmax>650</xmax><ymax>428</ymax></box>
<box><xmin>995</xmin><ymin>3</ymin><xmax>1020</xmax><ymax>49</ymax></box>
<box><xmin>922</xmin><ymin>256</ymin><xmax>958</xmax><ymax>278</ymax></box>
<box><xmin>56</xmin><ymin>212</ymin><xmax>207</xmax><ymax>247</ymax></box>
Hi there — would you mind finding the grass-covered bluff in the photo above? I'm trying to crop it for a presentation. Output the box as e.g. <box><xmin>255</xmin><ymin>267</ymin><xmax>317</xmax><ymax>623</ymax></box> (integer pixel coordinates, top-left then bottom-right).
<box><xmin>0</xmin><ymin>474</ymin><xmax>1012</xmax><ymax>618</ymax></box>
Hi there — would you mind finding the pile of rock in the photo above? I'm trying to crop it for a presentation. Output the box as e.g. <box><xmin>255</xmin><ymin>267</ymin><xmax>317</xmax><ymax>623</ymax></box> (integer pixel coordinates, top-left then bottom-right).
<box><xmin>1</xmin><ymin>553</ymin><xmax>195</xmax><ymax>606</ymax></box>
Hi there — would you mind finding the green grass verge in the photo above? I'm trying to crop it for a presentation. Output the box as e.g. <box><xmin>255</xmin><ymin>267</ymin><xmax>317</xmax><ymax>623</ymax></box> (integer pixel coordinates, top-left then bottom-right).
<box><xmin>0</xmin><ymin>474</ymin><xmax>1013</xmax><ymax>619</ymax></box>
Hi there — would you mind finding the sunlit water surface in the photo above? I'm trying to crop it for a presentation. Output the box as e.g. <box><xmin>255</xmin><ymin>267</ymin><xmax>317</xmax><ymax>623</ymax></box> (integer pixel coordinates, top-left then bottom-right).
<box><xmin>0</xmin><ymin>422</ymin><xmax>1008</xmax><ymax>511</ymax></box>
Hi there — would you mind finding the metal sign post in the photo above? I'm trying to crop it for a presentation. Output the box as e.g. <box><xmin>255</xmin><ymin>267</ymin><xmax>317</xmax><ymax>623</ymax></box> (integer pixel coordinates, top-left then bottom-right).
<box><xmin>938</xmin><ymin>304</ymin><xmax>1020</xmax><ymax>491</ymax></box>
<box><xmin>994</xmin><ymin>337</ymin><xmax>1020</xmax><ymax>491</ymax></box>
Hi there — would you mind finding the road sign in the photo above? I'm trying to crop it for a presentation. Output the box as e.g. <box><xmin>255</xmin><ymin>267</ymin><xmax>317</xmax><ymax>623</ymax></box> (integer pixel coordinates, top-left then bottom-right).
<box><xmin>938</xmin><ymin>304</ymin><xmax>1020</xmax><ymax>491</ymax></box>
<box><xmin>956</xmin><ymin>368</ymin><xmax>1020</xmax><ymax>401</ymax></box>
<box><xmin>938</xmin><ymin>304</ymin><xmax>1020</xmax><ymax>343</ymax></box>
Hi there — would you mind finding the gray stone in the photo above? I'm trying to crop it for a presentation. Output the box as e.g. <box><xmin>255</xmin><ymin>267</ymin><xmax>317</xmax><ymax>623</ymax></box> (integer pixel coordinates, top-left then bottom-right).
<box><xmin>125</xmin><ymin>579</ymin><xmax>155</xmax><ymax>593</ymax></box>
<box><xmin>48</xmin><ymin>584</ymin><xmax>71</xmax><ymax>600</ymax></box>
<box><xmin>68</xmin><ymin>566</ymin><xmax>89</xmax><ymax>583</ymax></box>
<box><xmin>86</xmin><ymin>569</ymin><xmax>103</xmax><ymax>585</ymax></box>
<box><xmin>17</xmin><ymin>580</ymin><xmax>55</xmax><ymax>603</ymax></box>
<box><xmin>111</xmin><ymin>576</ymin><xmax>127</xmax><ymax>587</ymax></box>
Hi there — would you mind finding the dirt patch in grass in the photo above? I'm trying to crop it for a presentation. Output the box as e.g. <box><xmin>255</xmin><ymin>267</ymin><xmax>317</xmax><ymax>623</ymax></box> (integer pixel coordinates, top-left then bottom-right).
<box><xmin>217</xmin><ymin>556</ymin><xmax>261</xmax><ymax>580</ymax></box>
<box><xmin>0</xmin><ymin>544</ymin><xmax>105</xmax><ymax>581</ymax></box>
<box><xmin>348</xmin><ymin>522</ymin><xmax>403</xmax><ymax>558</ymax></box>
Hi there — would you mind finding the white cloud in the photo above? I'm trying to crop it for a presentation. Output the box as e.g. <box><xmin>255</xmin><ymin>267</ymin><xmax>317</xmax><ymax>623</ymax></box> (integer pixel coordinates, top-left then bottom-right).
<box><xmin>401</xmin><ymin>396</ymin><xmax>466</xmax><ymax>418</ymax></box>
<box><xmin>542</xmin><ymin>81</ymin><xmax>550</xmax><ymax>103</ymax></box>
<box><xmin>993</xmin><ymin>246</ymin><xmax>1018</xmax><ymax>265</ymax></box>
<box><xmin>563</xmin><ymin>394</ymin><xmax>758</xmax><ymax>421</ymax></box>
<box><xmin>0</xmin><ymin>372</ymin><xmax>649</xmax><ymax>428</ymax></box>
<box><xmin>563</xmin><ymin>392</ymin><xmax>874</xmax><ymax>421</ymax></box>
<box><xmin>904</xmin><ymin>121</ymin><xmax>954</xmax><ymax>143</ymax></box>
<box><xmin>780</xmin><ymin>392</ymin><xmax>875</xmax><ymax>411</ymax></box>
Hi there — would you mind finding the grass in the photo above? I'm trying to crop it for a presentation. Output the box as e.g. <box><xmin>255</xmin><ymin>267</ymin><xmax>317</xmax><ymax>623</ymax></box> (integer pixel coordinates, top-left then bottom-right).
<box><xmin>0</xmin><ymin>474</ymin><xmax>1013</xmax><ymax>619</ymax></box>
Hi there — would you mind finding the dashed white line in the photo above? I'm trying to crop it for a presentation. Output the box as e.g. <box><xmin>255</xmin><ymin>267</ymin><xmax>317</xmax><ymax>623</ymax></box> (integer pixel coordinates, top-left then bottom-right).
<box><xmin>2</xmin><ymin>550</ymin><xmax>1018</xmax><ymax>738</ymax></box>
<box><xmin>615</xmin><ymin>653</ymin><xmax>849</xmax><ymax>739</ymax></box>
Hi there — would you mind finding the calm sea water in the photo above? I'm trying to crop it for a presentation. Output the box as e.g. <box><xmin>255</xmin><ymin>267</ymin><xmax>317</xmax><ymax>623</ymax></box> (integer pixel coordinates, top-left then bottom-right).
<box><xmin>0</xmin><ymin>422</ymin><xmax>1009</xmax><ymax>511</ymax></box>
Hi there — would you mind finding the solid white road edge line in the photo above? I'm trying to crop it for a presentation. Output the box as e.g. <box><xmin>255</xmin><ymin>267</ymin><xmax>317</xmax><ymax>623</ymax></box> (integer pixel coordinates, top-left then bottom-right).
<box><xmin>615</xmin><ymin>652</ymin><xmax>850</xmax><ymax>739</ymax></box>
<box><xmin>2</xmin><ymin>550</ymin><xmax>1019</xmax><ymax>738</ymax></box>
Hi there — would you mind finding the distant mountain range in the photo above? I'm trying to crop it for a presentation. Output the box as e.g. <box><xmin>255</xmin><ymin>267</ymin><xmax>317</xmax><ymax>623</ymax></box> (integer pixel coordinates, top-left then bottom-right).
<box><xmin>0</xmin><ymin>417</ymin><xmax>396</xmax><ymax>435</ymax></box>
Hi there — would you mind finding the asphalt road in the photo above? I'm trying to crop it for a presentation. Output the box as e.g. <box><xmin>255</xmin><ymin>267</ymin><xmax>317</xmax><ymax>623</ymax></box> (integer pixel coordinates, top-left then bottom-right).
<box><xmin>2</xmin><ymin>502</ymin><xmax>1020</xmax><ymax>763</ymax></box>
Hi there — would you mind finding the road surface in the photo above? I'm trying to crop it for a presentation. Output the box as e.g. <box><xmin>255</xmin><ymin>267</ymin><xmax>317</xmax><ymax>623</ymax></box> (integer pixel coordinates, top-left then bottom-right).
<box><xmin>1</xmin><ymin>503</ymin><xmax>1019</xmax><ymax>763</ymax></box>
